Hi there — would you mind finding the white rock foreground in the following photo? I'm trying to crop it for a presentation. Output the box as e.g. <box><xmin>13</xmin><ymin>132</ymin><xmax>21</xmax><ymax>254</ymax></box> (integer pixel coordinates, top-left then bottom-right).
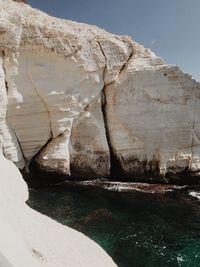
<box><xmin>0</xmin><ymin>148</ymin><xmax>116</xmax><ymax>266</ymax></box>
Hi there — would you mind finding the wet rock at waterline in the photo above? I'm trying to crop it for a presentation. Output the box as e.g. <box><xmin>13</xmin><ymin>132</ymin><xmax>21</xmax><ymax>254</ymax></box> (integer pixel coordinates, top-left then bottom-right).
<box><xmin>1</xmin><ymin>0</ymin><xmax>200</xmax><ymax>182</ymax></box>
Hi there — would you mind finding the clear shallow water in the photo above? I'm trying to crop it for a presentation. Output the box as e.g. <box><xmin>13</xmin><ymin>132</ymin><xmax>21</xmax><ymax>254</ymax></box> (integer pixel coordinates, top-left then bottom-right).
<box><xmin>27</xmin><ymin>186</ymin><xmax>200</xmax><ymax>267</ymax></box>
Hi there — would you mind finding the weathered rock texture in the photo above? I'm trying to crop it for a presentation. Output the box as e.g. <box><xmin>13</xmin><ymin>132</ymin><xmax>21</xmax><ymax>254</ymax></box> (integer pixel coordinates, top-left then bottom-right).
<box><xmin>1</xmin><ymin>0</ymin><xmax>200</xmax><ymax>182</ymax></box>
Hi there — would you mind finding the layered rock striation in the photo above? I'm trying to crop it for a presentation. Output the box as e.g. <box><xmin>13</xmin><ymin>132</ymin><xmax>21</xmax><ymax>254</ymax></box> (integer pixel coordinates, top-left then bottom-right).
<box><xmin>1</xmin><ymin>0</ymin><xmax>200</xmax><ymax>182</ymax></box>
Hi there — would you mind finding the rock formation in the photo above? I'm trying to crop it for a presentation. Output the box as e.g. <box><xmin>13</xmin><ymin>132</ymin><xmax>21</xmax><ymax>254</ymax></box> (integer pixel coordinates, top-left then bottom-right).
<box><xmin>1</xmin><ymin>0</ymin><xmax>200</xmax><ymax>182</ymax></box>
<box><xmin>0</xmin><ymin>141</ymin><xmax>116</xmax><ymax>266</ymax></box>
<box><xmin>0</xmin><ymin>0</ymin><xmax>200</xmax><ymax>265</ymax></box>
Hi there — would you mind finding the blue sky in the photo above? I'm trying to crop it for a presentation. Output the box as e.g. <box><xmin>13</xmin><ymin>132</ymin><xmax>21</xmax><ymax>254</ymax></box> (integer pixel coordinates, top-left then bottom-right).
<box><xmin>29</xmin><ymin>0</ymin><xmax>200</xmax><ymax>81</ymax></box>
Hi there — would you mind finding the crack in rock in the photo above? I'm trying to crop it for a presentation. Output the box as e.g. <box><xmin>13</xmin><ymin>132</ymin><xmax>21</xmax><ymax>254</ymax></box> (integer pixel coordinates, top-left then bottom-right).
<box><xmin>26</xmin><ymin>72</ymin><xmax>53</xmax><ymax>139</ymax></box>
<box><xmin>190</xmin><ymin>85</ymin><xmax>197</xmax><ymax>170</ymax></box>
<box><xmin>97</xmin><ymin>40</ymin><xmax>134</xmax><ymax>178</ymax></box>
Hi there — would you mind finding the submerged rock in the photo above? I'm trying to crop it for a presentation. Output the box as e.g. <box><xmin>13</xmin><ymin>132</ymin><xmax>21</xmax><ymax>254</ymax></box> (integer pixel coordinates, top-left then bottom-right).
<box><xmin>0</xmin><ymin>0</ymin><xmax>200</xmax><ymax>182</ymax></box>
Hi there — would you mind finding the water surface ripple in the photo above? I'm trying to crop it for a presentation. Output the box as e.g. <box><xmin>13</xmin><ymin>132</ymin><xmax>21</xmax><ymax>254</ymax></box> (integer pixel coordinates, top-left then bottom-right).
<box><xmin>27</xmin><ymin>186</ymin><xmax>200</xmax><ymax>267</ymax></box>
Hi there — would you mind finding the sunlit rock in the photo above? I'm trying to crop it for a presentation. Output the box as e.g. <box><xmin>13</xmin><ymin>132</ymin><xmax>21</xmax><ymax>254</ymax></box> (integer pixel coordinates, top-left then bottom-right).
<box><xmin>0</xmin><ymin>0</ymin><xmax>200</xmax><ymax>182</ymax></box>
<box><xmin>0</xmin><ymin>150</ymin><xmax>117</xmax><ymax>266</ymax></box>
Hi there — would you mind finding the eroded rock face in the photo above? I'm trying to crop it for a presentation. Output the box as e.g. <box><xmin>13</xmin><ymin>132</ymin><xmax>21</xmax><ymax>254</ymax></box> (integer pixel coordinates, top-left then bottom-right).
<box><xmin>69</xmin><ymin>95</ymin><xmax>110</xmax><ymax>179</ymax></box>
<box><xmin>105</xmin><ymin>63</ymin><xmax>200</xmax><ymax>180</ymax></box>
<box><xmin>1</xmin><ymin>0</ymin><xmax>200</xmax><ymax>182</ymax></box>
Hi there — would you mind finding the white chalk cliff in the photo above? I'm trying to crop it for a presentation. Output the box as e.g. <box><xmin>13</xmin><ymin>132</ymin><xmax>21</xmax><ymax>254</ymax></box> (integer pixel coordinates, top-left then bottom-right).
<box><xmin>1</xmin><ymin>1</ymin><xmax>200</xmax><ymax>180</ymax></box>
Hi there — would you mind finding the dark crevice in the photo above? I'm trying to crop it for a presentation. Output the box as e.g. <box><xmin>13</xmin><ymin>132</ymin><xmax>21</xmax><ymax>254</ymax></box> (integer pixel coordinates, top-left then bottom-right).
<box><xmin>97</xmin><ymin>41</ymin><xmax>124</xmax><ymax>179</ymax></box>
<box><xmin>97</xmin><ymin>40</ymin><xmax>166</xmax><ymax>182</ymax></box>
<box><xmin>190</xmin><ymin>85</ymin><xmax>197</xmax><ymax>170</ymax></box>
<box><xmin>2</xmin><ymin>50</ymin><xmax>8</xmax><ymax>92</ymax></box>
<box><xmin>117</xmin><ymin>36</ymin><xmax>136</xmax><ymax>77</ymax></box>
<box><xmin>97</xmin><ymin>41</ymin><xmax>107</xmax><ymax>83</ymax></box>
<box><xmin>78</xmin><ymin>93</ymin><xmax>101</xmax><ymax>117</ymax></box>
<box><xmin>26</xmin><ymin>72</ymin><xmax>53</xmax><ymax>139</ymax></box>
<box><xmin>118</xmin><ymin>45</ymin><xmax>134</xmax><ymax>76</ymax></box>
<box><xmin>101</xmin><ymin>86</ymin><xmax>123</xmax><ymax>179</ymax></box>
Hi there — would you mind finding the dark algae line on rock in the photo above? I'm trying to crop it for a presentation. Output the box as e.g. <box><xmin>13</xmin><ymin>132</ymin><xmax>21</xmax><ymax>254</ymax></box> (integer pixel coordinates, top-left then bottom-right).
<box><xmin>27</xmin><ymin>185</ymin><xmax>200</xmax><ymax>267</ymax></box>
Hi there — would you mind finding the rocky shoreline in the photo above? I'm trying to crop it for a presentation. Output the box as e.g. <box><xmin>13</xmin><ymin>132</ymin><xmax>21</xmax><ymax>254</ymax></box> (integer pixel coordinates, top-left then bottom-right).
<box><xmin>0</xmin><ymin>152</ymin><xmax>117</xmax><ymax>267</ymax></box>
<box><xmin>1</xmin><ymin>0</ymin><xmax>200</xmax><ymax>266</ymax></box>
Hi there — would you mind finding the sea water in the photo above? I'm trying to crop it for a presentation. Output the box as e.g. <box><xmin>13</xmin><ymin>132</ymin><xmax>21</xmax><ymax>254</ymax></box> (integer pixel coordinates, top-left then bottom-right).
<box><xmin>27</xmin><ymin>186</ymin><xmax>200</xmax><ymax>267</ymax></box>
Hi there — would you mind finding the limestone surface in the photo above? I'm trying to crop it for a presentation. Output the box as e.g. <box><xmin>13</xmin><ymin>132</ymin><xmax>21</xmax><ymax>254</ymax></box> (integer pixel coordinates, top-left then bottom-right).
<box><xmin>0</xmin><ymin>149</ymin><xmax>116</xmax><ymax>267</ymax></box>
<box><xmin>69</xmin><ymin>95</ymin><xmax>110</xmax><ymax>179</ymax></box>
<box><xmin>0</xmin><ymin>0</ymin><xmax>200</xmax><ymax>181</ymax></box>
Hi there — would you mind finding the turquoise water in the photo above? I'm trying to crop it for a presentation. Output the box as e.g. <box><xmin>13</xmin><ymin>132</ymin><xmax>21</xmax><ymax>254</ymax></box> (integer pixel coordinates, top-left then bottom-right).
<box><xmin>27</xmin><ymin>186</ymin><xmax>200</xmax><ymax>267</ymax></box>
